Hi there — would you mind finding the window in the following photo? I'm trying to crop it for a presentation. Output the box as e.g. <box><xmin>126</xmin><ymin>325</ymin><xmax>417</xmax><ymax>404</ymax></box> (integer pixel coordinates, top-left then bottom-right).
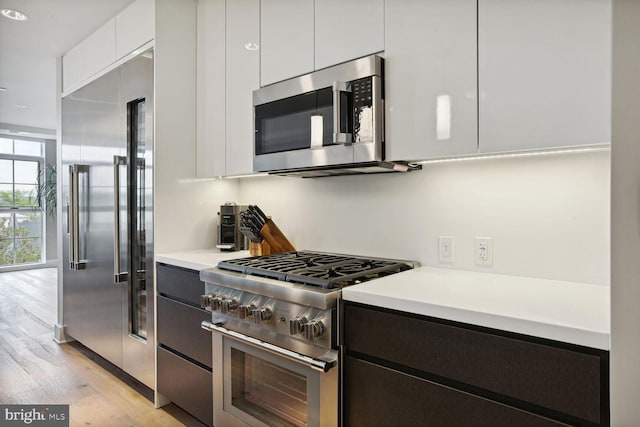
<box><xmin>0</xmin><ymin>137</ymin><xmax>44</xmax><ymax>266</ymax></box>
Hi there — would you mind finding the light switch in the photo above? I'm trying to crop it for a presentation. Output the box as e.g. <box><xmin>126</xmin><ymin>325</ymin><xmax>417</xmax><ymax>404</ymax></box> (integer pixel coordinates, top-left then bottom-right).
<box><xmin>438</xmin><ymin>236</ymin><xmax>454</xmax><ymax>263</ymax></box>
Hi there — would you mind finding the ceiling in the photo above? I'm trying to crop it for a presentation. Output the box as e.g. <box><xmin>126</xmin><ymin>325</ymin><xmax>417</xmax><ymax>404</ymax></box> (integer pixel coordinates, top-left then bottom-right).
<box><xmin>0</xmin><ymin>0</ymin><xmax>134</xmax><ymax>134</ymax></box>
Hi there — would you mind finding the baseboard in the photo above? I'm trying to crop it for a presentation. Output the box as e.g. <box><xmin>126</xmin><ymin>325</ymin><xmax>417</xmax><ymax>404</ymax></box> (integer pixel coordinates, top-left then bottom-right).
<box><xmin>53</xmin><ymin>323</ymin><xmax>74</xmax><ymax>344</ymax></box>
<box><xmin>0</xmin><ymin>262</ymin><xmax>55</xmax><ymax>273</ymax></box>
<box><xmin>155</xmin><ymin>390</ymin><xmax>171</xmax><ymax>409</ymax></box>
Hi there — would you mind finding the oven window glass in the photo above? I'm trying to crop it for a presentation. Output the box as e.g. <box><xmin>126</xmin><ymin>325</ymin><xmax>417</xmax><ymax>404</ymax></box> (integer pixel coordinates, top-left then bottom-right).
<box><xmin>255</xmin><ymin>88</ymin><xmax>334</xmax><ymax>155</ymax></box>
<box><xmin>231</xmin><ymin>348</ymin><xmax>308</xmax><ymax>426</ymax></box>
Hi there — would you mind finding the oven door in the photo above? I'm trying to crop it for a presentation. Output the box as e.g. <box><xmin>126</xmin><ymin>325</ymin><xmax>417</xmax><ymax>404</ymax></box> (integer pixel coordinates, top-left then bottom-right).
<box><xmin>205</xmin><ymin>324</ymin><xmax>338</xmax><ymax>427</ymax></box>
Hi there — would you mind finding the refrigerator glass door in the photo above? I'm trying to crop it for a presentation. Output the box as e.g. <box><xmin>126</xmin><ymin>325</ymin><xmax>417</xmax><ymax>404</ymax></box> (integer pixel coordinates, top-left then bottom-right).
<box><xmin>120</xmin><ymin>52</ymin><xmax>155</xmax><ymax>389</ymax></box>
<box><xmin>128</xmin><ymin>98</ymin><xmax>147</xmax><ymax>340</ymax></box>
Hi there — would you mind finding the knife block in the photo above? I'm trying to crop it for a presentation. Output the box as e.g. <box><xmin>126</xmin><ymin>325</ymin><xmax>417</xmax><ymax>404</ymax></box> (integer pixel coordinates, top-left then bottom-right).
<box><xmin>249</xmin><ymin>240</ymin><xmax>271</xmax><ymax>256</ymax></box>
<box><xmin>247</xmin><ymin>217</ymin><xmax>295</xmax><ymax>257</ymax></box>
<box><xmin>260</xmin><ymin>219</ymin><xmax>296</xmax><ymax>253</ymax></box>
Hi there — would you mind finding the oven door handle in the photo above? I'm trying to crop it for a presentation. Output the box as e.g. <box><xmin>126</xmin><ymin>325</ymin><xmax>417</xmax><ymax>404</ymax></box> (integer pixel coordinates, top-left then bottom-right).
<box><xmin>201</xmin><ymin>320</ymin><xmax>338</xmax><ymax>373</ymax></box>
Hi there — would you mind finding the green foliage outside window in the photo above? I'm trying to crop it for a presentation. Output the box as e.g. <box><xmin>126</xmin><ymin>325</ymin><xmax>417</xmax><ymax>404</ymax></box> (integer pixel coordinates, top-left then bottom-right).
<box><xmin>0</xmin><ymin>189</ymin><xmax>38</xmax><ymax>207</ymax></box>
<box><xmin>34</xmin><ymin>164</ymin><xmax>56</xmax><ymax>217</ymax></box>
<box><xmin>0</xmin><ymin>139</ymin><xmax>46</xmax><ymax>266</ymax></box>
<box><xmin>0</xmin><ymin>212</ymin><xmax>42</xmax><ymax>265</ymax></box>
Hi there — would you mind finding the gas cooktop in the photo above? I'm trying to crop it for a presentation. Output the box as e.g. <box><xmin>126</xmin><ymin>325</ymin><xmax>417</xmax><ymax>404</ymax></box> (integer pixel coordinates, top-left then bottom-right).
<box><xmin>217</xmin><ymin>251</ymin><xmax>415</xmax><ymax>289</ymax></box>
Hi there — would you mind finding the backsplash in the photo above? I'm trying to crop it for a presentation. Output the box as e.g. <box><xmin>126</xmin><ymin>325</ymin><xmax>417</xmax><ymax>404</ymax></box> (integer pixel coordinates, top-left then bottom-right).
<box><xmin>232</xmin><ymin>150</ymin><xmax>610</xmax><ymax>285</ymax></box>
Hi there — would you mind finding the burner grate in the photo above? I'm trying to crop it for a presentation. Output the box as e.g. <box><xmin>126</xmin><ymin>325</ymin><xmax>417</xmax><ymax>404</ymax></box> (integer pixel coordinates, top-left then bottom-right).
<box><xmin>286</xmin><ymin>259</ymin><xmax>412</xmax><ymax>288</ymax></box>
<box><xmin>217</xmin><ymin>251</ymin><xmax>413</xmax><ymax>288</ymax></box>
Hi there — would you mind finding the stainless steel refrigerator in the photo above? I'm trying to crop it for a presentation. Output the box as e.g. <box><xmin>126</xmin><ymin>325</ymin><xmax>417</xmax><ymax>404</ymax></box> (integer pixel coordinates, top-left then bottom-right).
<box><xmin>61</xmin><ymin>51</ymin><xmax>154</xmax><ymax>389</ymax></box>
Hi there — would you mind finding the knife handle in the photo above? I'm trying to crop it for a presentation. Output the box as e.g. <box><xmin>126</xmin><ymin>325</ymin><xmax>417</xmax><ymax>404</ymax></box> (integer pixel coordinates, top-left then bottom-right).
<box><xmin>250</xmin><ymin>205</ymin><xmax>269</xmax><ymax>227</ymax></box>
<box><xmin>240</xmin><ymin>226</ymin><xmax>263</xmax><ymax>243</ymax></box>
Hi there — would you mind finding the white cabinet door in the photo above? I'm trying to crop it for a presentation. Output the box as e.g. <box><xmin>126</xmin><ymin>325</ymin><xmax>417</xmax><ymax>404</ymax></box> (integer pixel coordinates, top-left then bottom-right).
<box><xmin>478</xmin><ymin>0</ymin><xmax>611</xmax><ymax>153</ymax></box>
<box><xmin>63</xmin><ymin>19</ymin><xmax>117</xmax><ymax>92</ymax></box>
<box><xmin>226</xmin><ymin>0</ymin><xmax>260</xmax><ymax>176</ymax></box>
<box><xmin>260</xmin><ymin>0</ymin><xmax>314</xmax><ymax>86</ymax></box>
<box><xmin>115</xmin><ymin>0</ymin><xmax>155</xmax><ymax>59</ymax></box>
<box><xmin>384</xmin><ymin>0</ymin><xmax>478</xmax><ymax>161</ymax></box>
<box><xmin>196</xmin><ymin>0</ymin><xmax>226</xmax><ymax>178</ymax></box>
<box><xmin>314</xmin><ymin>0</ymin><xmax>384</xmax><ymax>70</ymax></box>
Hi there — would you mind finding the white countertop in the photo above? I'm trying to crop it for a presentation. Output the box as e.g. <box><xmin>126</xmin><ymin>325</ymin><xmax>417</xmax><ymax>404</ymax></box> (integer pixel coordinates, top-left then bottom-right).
<box><xmin>156</xmin><ymin>249</ymin><xmax>250</xmax><ymax>271</ymax></box>
<box><xmin>342</xmin><ymin>267</ymin><xmax>610</xmax><ymax>350</ymax></box>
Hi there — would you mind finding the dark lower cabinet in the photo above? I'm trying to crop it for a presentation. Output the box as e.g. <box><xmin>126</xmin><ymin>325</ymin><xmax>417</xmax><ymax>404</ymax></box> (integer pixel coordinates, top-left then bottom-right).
<box><xmin>157</xmin><ymin>295</ymin><xmax>212</xmax><ymax>367</ymax></box>
<box><xmin>156</xmin><ymin>263</ymin><xmax>212</xmax><ymax>426</ymax></box>
<box><xmin>342</xmin><ymin>301</ymin><xmax>609</xmax><ymax>427</ymax></box>
<box><xmin>158</xmin><ymin>347</ymin><xmax>212</xmax><ymax>426</ymax></box>
<box><xmin>344</xmin><ymin>356</ymin><xmax>567</xmax><ymax>427</ymax></box>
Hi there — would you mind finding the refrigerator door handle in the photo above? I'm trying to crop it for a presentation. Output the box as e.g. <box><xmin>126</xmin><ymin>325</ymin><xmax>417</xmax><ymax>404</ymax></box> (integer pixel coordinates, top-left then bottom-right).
<box><xmin>113</xmin><ymin>155</ymin><xmax>128</xmax><ymax>283</ymax></box>
<box><xmin>68</xmin><ymin>166</ymin><xmax>75</xmax><ymax>270</ymax></box>
<box><xmin>69</xmin><ymin>164</ymin><xmax>88</xmax><ymax>270</ymax></box>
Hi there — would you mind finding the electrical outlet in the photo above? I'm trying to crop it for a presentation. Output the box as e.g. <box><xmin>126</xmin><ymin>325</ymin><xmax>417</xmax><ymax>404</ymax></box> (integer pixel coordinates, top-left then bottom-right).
<box><xmin>475</xmin><ymin>237</ymin><xmax>493</xmax><ymax>266</ymax></box>
<box><xmin>438</xmin><ymin>236</ymin><xmax>454</xmax><ymax>263</ymax></box>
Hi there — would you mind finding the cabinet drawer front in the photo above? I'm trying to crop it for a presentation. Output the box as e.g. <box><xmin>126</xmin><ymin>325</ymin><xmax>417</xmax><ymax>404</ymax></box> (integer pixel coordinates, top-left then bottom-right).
<box><xmin>344</xmin><ymin>356</ymin><xmax>567</xmax><ymax>427</ymax></box>
<box><xmin>156</xmin><ymin>263</ymin><xmax>204</xmax><ymax>306</ymax></box>
<box><xmin>157</xmin><ymin>296</ymin><xmax>212</xmax><ymax>367</ymax></box>
<box><xmin>344</xmin><ymin>303</ymin><xmax>605</xmax><ymax>424</ymax></box>
<box><xmin>157</xmin><ymin>347</ymin><xmax>213</xmax><ymax>426</ymax></box>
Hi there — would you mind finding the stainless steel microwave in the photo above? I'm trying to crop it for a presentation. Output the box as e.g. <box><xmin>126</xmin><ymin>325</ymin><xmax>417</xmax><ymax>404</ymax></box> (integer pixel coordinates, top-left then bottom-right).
<box><xmin>253</xmin><ymin>55</ymin><xmax>418</xmax><ymax>177</ymax></box>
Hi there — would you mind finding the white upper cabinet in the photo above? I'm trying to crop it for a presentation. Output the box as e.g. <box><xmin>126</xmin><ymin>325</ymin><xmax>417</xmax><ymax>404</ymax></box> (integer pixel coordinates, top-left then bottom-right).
<box><xmin>197</xmin><ymin>0</ymin><xmax>259</xmax><ymax>177</ymax></box>
<box><xmin>314</xmin><ymin>0</ymin><xmax>384</xmax><ymax>69</ymax></box>
<box><xmin>226</xmin><ymin>0</ymin><xmax>260</xmax><ymax>176</ymax></box>
<box><xmin>196</xmin><ymin>0</ymin><xmax>226</xmax><ymax>178</ymax></box>
<box><xmin>260</xmin><ymin>0</ymin><xmax>382</xmax><ymax>84</ymax></box>
<box><xmin>63</xmin><ymin>19</ymin><xmax>117</xmax><ymax>93</ymax></box>
<box><xmin>260</xmin><ymin>0</ymin><xmax>314</xmax><ymax>86</ymax></box>
<box><xmin>478</xmin><ymin>0</ymin><xmax>611</xmax><ymax>153</ymax></box>
<box><xmin>115</xmin><ymin>0</ymin><xmax>155</xmax><ymax>59</ymax></box>
<box><xmin>63</xmin><ymin>0</ymin><xmax>156</xmax><ymax>94</ymax></box>
<box><xmin>384</xmin><ymin>0</ymin><xmax>478</xmax><ymax>161</ymax></box>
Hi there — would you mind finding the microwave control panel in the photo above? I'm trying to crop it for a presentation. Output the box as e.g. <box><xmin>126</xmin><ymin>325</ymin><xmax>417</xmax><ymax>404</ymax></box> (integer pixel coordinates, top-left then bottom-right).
<box><xmin>351</xmin><ymin>77</ymin><xmax>374</xmax><ymax>143</ymax></box>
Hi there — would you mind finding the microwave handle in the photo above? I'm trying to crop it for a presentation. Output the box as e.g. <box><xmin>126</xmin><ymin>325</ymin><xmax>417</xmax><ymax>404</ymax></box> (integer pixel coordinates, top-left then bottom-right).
<box><xmin>333</xmin><ymin>81</ymin><xmax>352</xmax><ymax>144</ymax></box>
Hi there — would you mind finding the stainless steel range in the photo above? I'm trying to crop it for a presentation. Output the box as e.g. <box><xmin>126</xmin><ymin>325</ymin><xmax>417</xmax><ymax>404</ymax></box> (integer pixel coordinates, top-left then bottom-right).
<box><xmin>200</xmin><ymin>251</ymin><xmax>416</xmax><ymax>427</ymax></box>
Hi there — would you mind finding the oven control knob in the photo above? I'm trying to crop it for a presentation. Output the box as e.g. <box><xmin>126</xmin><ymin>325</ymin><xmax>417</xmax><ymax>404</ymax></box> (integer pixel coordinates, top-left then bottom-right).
<box><xmin>251</xmin><ymin>307</ymin><xmax>272</xmax><ymax>324</ymax></box>
<box><xmin>220</xmin><ymin>298</ymin><xmax>238</xmax><ymax>314</ymax></box>
<box><xmin>238</xmin><ymin>304</ymin><xmax>256</xmax><ymax>320</ymax></box>
<box><xmin>210</xmin><ymin>296</ymin><xmax>224</xmax><ymax>311</ymax></box>
<box><xmin>200</xmin><ymin>293</ymin><xmax>216</xmax><ymax>309</ymax></box>
<box><xmin>289</xmin><ymin>317</ymin><xmax>308</xmax><ymax>335</ymax></box>
<box><xmin>303</xmin><ymin>320</ymin><xmax>326</xmax><ymax>340</ymax></box>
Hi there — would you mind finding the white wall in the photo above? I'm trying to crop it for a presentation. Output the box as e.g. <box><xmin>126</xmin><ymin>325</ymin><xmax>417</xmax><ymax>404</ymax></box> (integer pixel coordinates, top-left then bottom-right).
<box><xmin>235</xmin><ymin>150</ymin><xmax>610</xmax><ymax>285</ymax></box>
<box><xmin>611</xmin><ymin>0</ymin><xmax>640</xmax><ymax>424</ymax></box>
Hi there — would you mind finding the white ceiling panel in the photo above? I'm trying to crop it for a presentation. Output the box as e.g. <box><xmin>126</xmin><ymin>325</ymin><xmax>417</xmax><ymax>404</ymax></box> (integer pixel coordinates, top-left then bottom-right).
<box><xmin>0</xmin><ymin>0</ymin><xmax>135</xmax><ymax>130</ymax></box>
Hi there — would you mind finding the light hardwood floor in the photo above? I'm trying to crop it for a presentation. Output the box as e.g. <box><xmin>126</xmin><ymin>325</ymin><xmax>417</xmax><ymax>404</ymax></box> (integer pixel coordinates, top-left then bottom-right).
<box><xmin>0</xmin><ymin>268</ymin><xmax>206</xmax><ymax>427</ymax></box>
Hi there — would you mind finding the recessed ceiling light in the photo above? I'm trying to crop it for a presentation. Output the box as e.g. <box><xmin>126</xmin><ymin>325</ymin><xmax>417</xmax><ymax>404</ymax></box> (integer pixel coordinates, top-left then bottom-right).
<box><xmin>1</xmin><ymin>9</ymin><xmax>29</xmax><ymax>21</ymax></box>
<box><xmin>16</xmin><ymin>104</ymin><xmax>28</xmax><ymax>109</ymax></box>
